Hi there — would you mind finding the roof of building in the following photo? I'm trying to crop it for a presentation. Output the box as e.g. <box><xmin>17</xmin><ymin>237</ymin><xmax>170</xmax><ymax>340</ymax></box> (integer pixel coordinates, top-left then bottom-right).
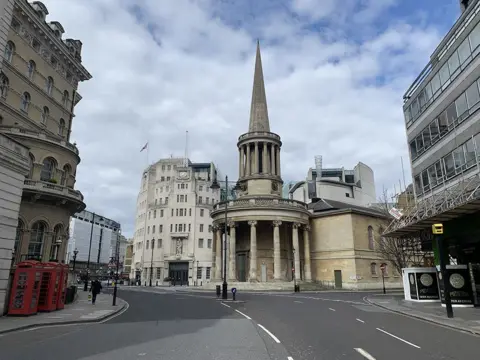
<box><xmin>248</xmin><ymin>40</ymin><xmax>270</xmax><ymax>132</ymax></box>
<box><xmin>308</xmin><ymin>198</ymin><xmax>389</xmax><ymax>219</ymax></box>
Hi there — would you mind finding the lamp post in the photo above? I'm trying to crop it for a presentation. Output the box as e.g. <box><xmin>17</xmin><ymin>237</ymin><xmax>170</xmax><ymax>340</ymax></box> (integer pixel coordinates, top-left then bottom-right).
<box><xmin>112</xmin><ymin>232</ymin><xmax>121</xmax><ymax>306</ymax></box>
<box><xmin>197</xmin><ymin>260</ymin><xmax>199</xmax><ymax>286</ymax></box>
<box><xmin>84</xmin><ymin>212</ymin><xmax>103</xmax><ymax>291</ymax></box>
<box><xmin>53</xmin><ymin>237</ymin><xmax>62</xmax><ymax>261</ymax></box>
<box><xmin>72</xmin><ymin>248</ymin><xmax>78</xmax><ymax>282</ymax></box>
<box><xmin>150</xmin><ymin>238</ymin><xmax>155</xmax><ymax>287</ymax></box>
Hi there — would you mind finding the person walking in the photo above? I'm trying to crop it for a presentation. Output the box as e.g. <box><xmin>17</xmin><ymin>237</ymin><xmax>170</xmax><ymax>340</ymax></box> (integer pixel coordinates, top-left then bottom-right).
<box><xmin>89</xmin><ymin>279</ymin><xmax>103</xmax><ymax>305</ymax></box>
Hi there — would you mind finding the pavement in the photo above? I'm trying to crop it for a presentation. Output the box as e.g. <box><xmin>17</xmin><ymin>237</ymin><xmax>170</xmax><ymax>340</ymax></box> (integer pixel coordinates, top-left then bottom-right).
<box><xmin>366</xmin><ymin>293</ymin><xmax>480</xmax><ymax>335</ymax></box>
<box><xmin>0</xmin><ymin>287</ymin><xmax>478</xmax><ymax>359</ymax></box>
<box><xmin>0</xmin><ymin>289</ymin><xmax>127</xmax><ymax>334</ymax></box>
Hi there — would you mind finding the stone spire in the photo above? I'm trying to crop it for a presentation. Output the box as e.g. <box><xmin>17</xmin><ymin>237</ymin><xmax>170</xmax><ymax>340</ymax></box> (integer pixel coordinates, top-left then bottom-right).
<box><xmin>248</xmin><ymin>40</ymin><xmax>270</xmax><ymax>133</ymax></box>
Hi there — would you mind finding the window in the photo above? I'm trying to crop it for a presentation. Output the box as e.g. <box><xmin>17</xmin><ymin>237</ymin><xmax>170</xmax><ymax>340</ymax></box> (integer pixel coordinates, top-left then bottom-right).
<box><xmin>50</xmin><ymin>55</ymin><xmax>58</xmax><ymax>69</ymax></box>
<box><xmin>32</xmin><ymin>38</ymin><xmax>40</xmax><ymax>51</ymax></box>
<box><xmin>170</xmin><ymin>224</ymin><xmax>173</xmax><ymax>232</ymax></box>
<box><xmin>197</xmin><ymin>267</ymin><xmax>202</xmax><ymax>279</ymax></box>
<box><xmin>458</xmin><ymin>37</ymin><xmax>471</xmax><ymax>65</ymax></box>
<box><xmin>199</xmin><ymin>196</ymin><xmax>203</xmax><ymax>204</ymax></box>
<box><xmin>21</xmin><ymin>92</ymin><xmax>30</xmax><ymax>112</ymax></box>
<box><xmin>159</xmin><ymin>225</ymin><xmax>163</xmax><ymax>233</ymax></box>
<box><xmin>146</xmin><ymin>240</ymin><xmax>149</xmax><ymax>249</ymax></box>
<box><xmin>198</xmin><ymin>238</ymin><xmax>204</xmax><ymax>248</ymax></box>
<box><xmin>62</xmin><ymin>90</ymin><xmax>69</xmax><ymax>107</ymax></box>
<box><xmin>14</xmin><ymin>219</ymin><xmax>24</xmax><ymax>254</ymax></box>
<box><xmin>200</xmin><ymin>224</ymin><xmax>204</xmax><ymax>232</ymax></box>
<box><xmin>171</xmin><ymin>209</ymin><xmax>174</xmax><ymax>216</ymax></box>
<box><xmin>200</xmin><ymin>209</ymin><xmax>204</xmax><ymax>217</ymax></box>
<box><xmin>152</xmin><ymin>225</ymin><xmax>156</xmax><ymax>233</ymax></box>
<box><xmin>466</xmin><ymin>81</ymin><xmax>480</xmax><ymax>109</ymax></box>
<box><xmin>429</xmin><ymin>119</ymin><xmax>440</xmax><ymax>142</ymax></box>
<box><xmin>154</xmin><ymin>210</ymin><xmax>157</xmax><ymax>218</ymax></box>
<box><xmin>206</xmin><ymin>267</ymin><xmax>211</xmax><ymax>279</ymax></box>
<box><xmin>367</xmin><ymin>226</ymin><xmax>374</xmax><ymax>250</ymax></box>
<box><xmin>0</xmin><ymin>74</ymin><xmax>8</xmax><ymax>98</ymax></box>
<box><xmin>29</xmin><ymin>222</ymin><xmax>46</xmax><ymax>258</ymax></box>
<box><xmin>208</xmin><ymin>225</ymin><xmax>212</xmax><ymax>232</ymax></box>
<box><xmin>370</xmin><ymin>263</ymin><xmax>377</xmax><ymax>276</ymax></box>
<box><xmin>4</xmin><ymin>41</ymin><xmax>14</xmax><ymax>62</ymax></box>
<box><xmin>199</xmin><ymin>185</ymin><xmax>203</xmax><ymax>191</ymax></box>
<box><xmin>465</xmin><ymin>138</ymin><xmax>476</xmax><ymax>167</ymax></box>
<box><xmin>189</xmin><ymin>208</ymin><xmax>192</xmax><ymax>216</ymax></box>
<box><xmin>147</xmin><ymin>226</ymin><xmax>150</xmax><ymax>234</ymax></box>
<box><xmin>455</xmin><ymin>93</ymin><xmax>469</xmax><ymax>121</ymax></box>
<box><xmin>160</xmin><ymin>210</ymin><xmax>164</xmax><ymax>217</ymax></box>
<box><xmin>45</xmin><ymin>76</ymin><xmax>54</xmax><ymax>95</ymax></box>
<box><xmin>11</xmin><ymin>17</ymin><xmax>20</xmax><ymax>32</ymax></box>
<box><xmin>41</xmin><ymin>106</ymin><xmax>49</xmax><ymax>124</ymax></box>
<box><xmin>158</xmin><ymin>239</ymin><xmax>162</xmax><ymax>248</ymax></box>
<box><xmin>40</xmin><ymin>158</ymin><xmax>56</xmax><ymax>181</ymax></box>
<box><xmin>58</xmin><ymin>118</ymin><xmax>66</xmax><ymax>136</ymax></box>
<box><xmin>207</xmin><ymin>239</ymin><xmax>212</xmax><ymax>248</ymax></box>
<box><xmin>61</xmin><ymin>164</ymin><xmax>71</xmax><ymax>186</ymax></box>
<box><xmin>443</xmin><ymin>153</ymin><xmax>455</xmax><ymax>178</ymax></box>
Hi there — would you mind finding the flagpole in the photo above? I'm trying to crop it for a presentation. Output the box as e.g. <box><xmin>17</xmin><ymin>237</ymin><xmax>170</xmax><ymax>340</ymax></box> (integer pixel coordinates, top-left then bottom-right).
<box><xmin>147</xmin><ymin>139</ymin><xmax>150</xmax><ymax>167</ymax></box>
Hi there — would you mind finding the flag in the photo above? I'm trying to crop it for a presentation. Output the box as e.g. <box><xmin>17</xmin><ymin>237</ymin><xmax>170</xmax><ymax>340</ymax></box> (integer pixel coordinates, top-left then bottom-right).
<box><xmin>140</xmin><ymin>142</ymin><xmax>148</xmax><ymax>152</ymax></box>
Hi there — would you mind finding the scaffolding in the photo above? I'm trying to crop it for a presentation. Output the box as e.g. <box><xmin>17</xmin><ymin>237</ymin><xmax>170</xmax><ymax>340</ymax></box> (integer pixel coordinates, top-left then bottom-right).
<box><xmin>383</xmin><ymin>170</ymin><xmax>480</xmax><ymax>237</ymax></box>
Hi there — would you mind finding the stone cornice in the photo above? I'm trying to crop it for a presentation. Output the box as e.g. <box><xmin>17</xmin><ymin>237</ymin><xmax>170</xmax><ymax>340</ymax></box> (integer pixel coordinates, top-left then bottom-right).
<box><xmin>0</xmin><ymin>133</ymin><xmax>29</xmax><ymax>175</ymax></box>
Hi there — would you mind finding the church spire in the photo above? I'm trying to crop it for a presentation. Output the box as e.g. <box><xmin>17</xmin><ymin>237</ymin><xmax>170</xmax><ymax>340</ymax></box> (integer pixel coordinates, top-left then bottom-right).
<box><xmin>248</xmin><ymin>40</ymin><xmax>270</xmax><ymax>133</ymax></box>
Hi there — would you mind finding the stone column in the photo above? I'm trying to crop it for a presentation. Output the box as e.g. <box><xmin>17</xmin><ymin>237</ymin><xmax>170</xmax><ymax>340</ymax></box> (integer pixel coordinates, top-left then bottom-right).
<box><xmin>263</xmin><ymin>142</ymin><xmax>268</xmax><ymax>174</ymax></box>
<box><xmin>292</xmin><ymin>223</ymin><xmax>301</xmax><ymax>281</ymax></box>
<box><xmin>248</xmin><ymin>220</ymin><xmax>257</xmax><ymax>281</ymax></box>
<box><xmin>215</xmin><ymin>227</ymin><xmax>222</xmax><ymax>280</ymax></box>
<box><xmin>254</xmin><ymin>142</ymin><xmax>259</xmax><ymax>174</ymax></box>
<box><xmin>270</xmin><ymin>144</ymin><xmax>275</xmax><ymax>175</ymax></box>
<box><xmin>238</xmin><ymin>148</ymin><xmax>242</xmax><ymax>178</ymax></box>
<box><xmin>303</xmin><ymin>225</ymin><xmax>312</xmax><ymax>282</ymax></box>
<box><xmin>276</xmin><ymin>147</ymin><xmax>281</xmax><ymax>177</ymax></box>
<box><xmin>246</xmin><ymin>144</ymin><xmax>251</xmax><ymax>176</ymax></box>
<box><xmin>228</xmin><ymin>221</ymin><xmax>236</xmax><ymax>281</ymax></box>
<box><xmin>241</xmin><ymin>146</ymin><xmax>246</xmax><ymax>177</ymax></box>
<box><xmin>273</xmin><ymin>220</ymin><xmax>282</xmax><ymax>280</ymax></box>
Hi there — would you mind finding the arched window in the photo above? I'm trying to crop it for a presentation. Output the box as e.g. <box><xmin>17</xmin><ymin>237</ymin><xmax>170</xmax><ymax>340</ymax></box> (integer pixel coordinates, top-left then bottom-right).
<box><xmin>29</xmin><ymin>221</ymin><xmax>47</xmax><ymax>258</ymax></box>
<box><xmin>14</xmin><ymin>219</ymin><xmax>25</xmax><ymax>254</ymax></box>
<box><xmin>59</xmin><ymin>118</ymin><xmax>65</xmax><ymax>136</ymax></box>
<box><xmin>27</xmin><ymin>60</ymin><xmax>36</xmax><ymax>79</ymax></box>
<box><xmin>380</xmin><ymin>263</ymin><xmax>388</xmax><ymax>276</ymax></box>
<box><xmin>62</xmin><ymin>90</ymin><xmax>69</xmax><ymax>107</ymax></box>
<box><xmin>41</xmin><ymin>106</ymin><xmax>49</xmax><ymax>124</ymax></box>
<box><xmin>368</xmin><ymin>226</ymin><xmax>374</xmax><ymax>250</ymax></box>
<box><xmin>370</xmin><ymin>262</ymin><xmax>377</xmax><ymax>276</ymax></box>
<box><xmin>27</xmin><ymin>153</ymin><xmax>35</xmax><ymax>179</ymax></box>
<box><xmin>4</xmin><ymin>41</ymin><xmax>15</xmax><ymax>62</ymax></box>
<box><xmin>146</xmin><ymin>240</ymin><xmax>149</xmax><ymax>249</ymax></box>
<box><xmin>45</xmin><ymin>76</ymin><xmax>53</xmax><ymax>95</ymax></box>
<box><xmin>61</xmin><ymin>164</ymin><xmax>71</xmax><ymax>186</ymax></box>
<box><xmin>40</xmin><ymin>157</ymin><xmax>56</xmax><ymax>181</ymax></box>
<box><xmin>21</xmin><ymin>92</ymin><xmax>30</xmax><ymax>112</ymax></box>
<box><xmin>0</xmin><ymin>74</ymin><xmax>9</xmax><ymax>98</ymax></box>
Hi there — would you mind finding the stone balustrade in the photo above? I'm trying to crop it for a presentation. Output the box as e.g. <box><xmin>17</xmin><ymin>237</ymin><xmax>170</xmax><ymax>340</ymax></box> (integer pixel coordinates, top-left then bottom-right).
<box><xmin>23</xmin><ymin>179</ymin><xmax>84</xmax><ymax>201</ymax></box>
<box><xmin>212</xmin><ymin>197</ymin><xmax>308</xmax><ymax>211</ymax></box>
<box><xmin>238</xmin><ymin>131</ymin><xmax>281</xmax><ymax>141</ymax></box>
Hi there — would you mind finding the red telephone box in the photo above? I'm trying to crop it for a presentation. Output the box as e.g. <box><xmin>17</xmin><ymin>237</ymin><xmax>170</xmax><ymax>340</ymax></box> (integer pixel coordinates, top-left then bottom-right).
<box><xmin>8</xmin><ymin>261</ymin><xmax>42</xmax><ymax>316</ymax></box>
<box><xmin>37</xmin><ymin>262</ymin><xmax>62</xmax><ymax>312</ymax></box>
<box><xmin>56</xmin><ymin>264</ymin><xmax>69</xmax><ymax>310</ymax></box>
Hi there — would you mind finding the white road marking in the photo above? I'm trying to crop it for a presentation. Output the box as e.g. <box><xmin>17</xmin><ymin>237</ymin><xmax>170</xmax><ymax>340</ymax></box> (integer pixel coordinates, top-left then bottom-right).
<box><xmin>329</xmin><ymin>308</ymin><xmax>336</xmax><ymax>311</ymax></box>
<box><xmin>235</xmin><ymin>309</ymin><xmax>252</xmax><ymax>320</ymax></box>
<box><xmin>287</xmin><ymin>357</ymin><xmax>294</xmax><ymax>360</ymax></box>
<box><xmin>376</xmin><ymin>328</ymin><xmax>421</xmax><ymax>349</ymax></box>
<box><xmin>354</xmin><ymin>348</ymin><xmax>376</xmax><ymax>360</ymax></box>
<box><xmin>356</xmin><ymin>318</ymin><xmax>365</xmax><ymax>323</ymax></box>
<box><xmin>294</xmin><ymin>300</ymin><xmax>303</xmax><ymax>303</ymax></box>
<box><xmin>258</xmin><ymin>324</ymin><xmax>281</xmax><ymax>343</ymax></box>
<box><xmin>220</xmin><ymin>302</ymin><xmax>231</xmax><ymax>308</ymax></box>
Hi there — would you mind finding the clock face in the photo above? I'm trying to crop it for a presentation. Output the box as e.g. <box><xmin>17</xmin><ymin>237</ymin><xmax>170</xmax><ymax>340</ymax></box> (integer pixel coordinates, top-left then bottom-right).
<box><xmin>179</xmin><ymin>171</ymin><xmax>188</xmax><ymax>178</ymax></box>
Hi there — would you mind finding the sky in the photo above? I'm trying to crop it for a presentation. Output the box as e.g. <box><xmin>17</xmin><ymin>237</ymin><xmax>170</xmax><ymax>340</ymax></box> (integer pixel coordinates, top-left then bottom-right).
<box><xmin>41</xmin><ymin>0</ymin><xmax>461</xmax><ymax>237</ymax></box>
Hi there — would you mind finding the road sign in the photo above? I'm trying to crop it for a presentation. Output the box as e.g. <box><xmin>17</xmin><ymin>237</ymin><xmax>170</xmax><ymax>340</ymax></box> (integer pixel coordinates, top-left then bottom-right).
<box><xmin>231</xmin><ymin>287</ymin><xmax>237</xmax><ymax>294</ymax></box>
<box><xmin>380</xmin><ymin>264</ymin><xmax>386</xmax><ymax>272</ymax></box>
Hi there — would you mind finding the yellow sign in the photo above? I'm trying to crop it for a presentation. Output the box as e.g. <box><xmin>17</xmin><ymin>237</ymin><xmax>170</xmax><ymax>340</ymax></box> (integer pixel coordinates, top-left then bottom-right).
<box><xmin>432</xmin><ymin>223</ymin><xmax>443</xmax><ymax>234</ymax></box>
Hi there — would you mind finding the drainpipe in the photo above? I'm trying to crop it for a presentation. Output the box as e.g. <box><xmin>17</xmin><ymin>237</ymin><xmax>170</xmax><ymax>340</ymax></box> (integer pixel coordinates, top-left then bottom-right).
<box><xmin>66</xmin><ymin>89</ymin><xmax>76</xmax><ymax>142</ymax></box>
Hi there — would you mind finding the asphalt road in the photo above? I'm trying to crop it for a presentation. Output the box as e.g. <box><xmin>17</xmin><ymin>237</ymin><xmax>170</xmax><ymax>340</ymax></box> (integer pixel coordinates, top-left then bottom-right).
<box><xmin>0</xmin><ymin>287</ymin><xmax>478</xmax><ymax>359</ymax></box>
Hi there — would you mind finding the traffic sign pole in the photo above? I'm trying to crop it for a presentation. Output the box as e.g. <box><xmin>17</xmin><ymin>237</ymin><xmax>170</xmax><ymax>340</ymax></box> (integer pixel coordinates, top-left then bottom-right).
<box><xmin>380</xmin><ymin>264</ymin><xmax>386</xmax><ymax>294</ymax></box>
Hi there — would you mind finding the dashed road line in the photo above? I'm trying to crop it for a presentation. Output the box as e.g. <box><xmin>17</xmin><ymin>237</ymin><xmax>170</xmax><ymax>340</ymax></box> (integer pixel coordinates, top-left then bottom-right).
<box><xmin>220</xmin><ymin>302</ymin><xmax>231</xmax><ymax>308</ymax></box>
<box><xmin>294</xmin><ymin>300</ymin><xmax>303</xmax><ymax>303</ymax></box>
<box><xmin>354</xmin><ymin>348</ymin><xmax>376</xmax><ymax>359</ymax></box>
<box><xmin>258</xmin><ymin>324</ymin><xmax>281</xmax><ymax>343</ymax></box>
<box><xmin>376</xmin><ymin>328</ymin><xmax>421</xmax><ymax>349</ymax></box>
<box><xmin>329</xmin><ymin>308</ymin><xmax>336</xmax><ymax>312</ymax></box>
<box><xmin>356</xmin><ymin>318</ymin><xmax>365</xmax><ymax>323</ymax></box>
<box><xmin>235</xmin><ymin>309</ymin><xmax>251</xmax><ymax>320</ymax></box>
<box><xmin>287</xmin><ymin>357</ymin><xmax>294</xmax><ymax>360</ymax></box>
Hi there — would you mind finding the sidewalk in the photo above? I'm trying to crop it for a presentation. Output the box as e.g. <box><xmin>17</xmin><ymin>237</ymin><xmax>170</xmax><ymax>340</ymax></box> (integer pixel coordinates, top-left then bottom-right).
<box><xmin>0</xmin><ymin>290</ymin><xmax>127</xmax><ymax>335</ymax></box>
<box><xmin>366</xmin><ymin>294</ymin><xmax>480</xmax><ymax>335</ymax></box>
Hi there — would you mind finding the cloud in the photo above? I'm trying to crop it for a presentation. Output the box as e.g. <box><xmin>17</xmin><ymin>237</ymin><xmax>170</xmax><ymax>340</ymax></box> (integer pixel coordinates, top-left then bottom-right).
<box><xmin>41</xmin><ymin>0</ymin><xmax>445</xmax><ymax>237</ymax></box>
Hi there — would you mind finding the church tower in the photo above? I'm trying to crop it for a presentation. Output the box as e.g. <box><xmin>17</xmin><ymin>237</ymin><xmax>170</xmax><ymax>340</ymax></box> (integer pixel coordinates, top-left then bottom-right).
<box><xmin>236</xmin><ymin>41</ymin><xmax>283</xmax><ymax>198</ymax></box>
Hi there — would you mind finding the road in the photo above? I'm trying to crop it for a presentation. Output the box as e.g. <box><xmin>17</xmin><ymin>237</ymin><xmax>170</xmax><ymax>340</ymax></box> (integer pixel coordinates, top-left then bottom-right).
<box><xmin>0</xmin><ymin>287</ymin><xmax>478</xmax><ymax>359</ymax></box>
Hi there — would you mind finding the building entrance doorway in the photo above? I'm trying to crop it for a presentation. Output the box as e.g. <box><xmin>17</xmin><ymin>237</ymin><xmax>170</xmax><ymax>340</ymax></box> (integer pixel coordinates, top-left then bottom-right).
<box><xmin>236</xmin><ymin>253</ymin><xmax>247</xmax><ymax>282</ymax></box>
<box><xmin>169</xmin><ymin>262</ymin><xmax>189</xmax><ymax>285</ymax></box>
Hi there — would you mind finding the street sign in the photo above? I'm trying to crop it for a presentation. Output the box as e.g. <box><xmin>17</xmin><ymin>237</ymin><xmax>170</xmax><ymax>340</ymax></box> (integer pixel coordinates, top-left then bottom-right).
<box><xmin>231</xmin><ymin>287</ymin><xmax>237</xmax><ymax>294</ymax></box>
<box><xmin>432</xmin><ymin>223</ymin><xmax>443</xmax><ymax>234</ymax></box>
<box><xmin>380</xmin><ymin>264</ymin><xmax>386</xmax><ymax>272</ymax></box>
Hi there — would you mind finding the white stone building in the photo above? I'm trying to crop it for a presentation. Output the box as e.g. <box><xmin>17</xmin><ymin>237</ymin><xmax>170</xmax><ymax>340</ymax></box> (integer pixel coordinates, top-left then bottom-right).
<box><xmin>288</xmin><ymin>157</ymin><xmax>376</xmax><ymax>207</ymax></box>
<box><xmin>132</xmin><ymin>158</ymin><xmax>220</xmax><ymax>285</ymax></box>
<box><xmin>0</xmin><ymin>133</ymin><xmax>29</xmax><ymax>313</ymax></box>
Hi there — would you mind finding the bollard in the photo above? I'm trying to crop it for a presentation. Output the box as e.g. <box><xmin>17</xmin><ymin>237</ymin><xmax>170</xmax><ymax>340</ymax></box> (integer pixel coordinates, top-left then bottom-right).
<box><xmin>216</xmin><ymin>285</ymin><xmax>221</xmax><ymax>298</ymax></box>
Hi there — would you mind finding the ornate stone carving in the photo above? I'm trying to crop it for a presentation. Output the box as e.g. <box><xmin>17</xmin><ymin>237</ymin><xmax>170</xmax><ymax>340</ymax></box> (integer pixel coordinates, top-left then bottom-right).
<box><xmin>292</xmin><ymin>222</ymin><xmax>301</xmax><ymax>229</ymax></box>
<box><xmin>303</xmin><ymin>225</ymin><xmax>311</xmax><ymax>232</ymax></box>
<box><xmin>175</xmin><ymin>239</ymin><xmax>183</xmax><ymax>255</ymax></box>
<box><xmin>212</xmin><ymin>224</ymin><xmax>219</xmax><ymax>231</ymax></box>
<box><xmin>272</xmin><ymin>220</ymin><xmax>282</xmax><ymax>227</ymax></box>
<box><xmin>228</xmin><ymin>221</ymin><xmax>236</xmax><ymax>228</ymax></box>
<box><xmin>271</xmin><ymin>181</ymin><xmax>278</xmax><ymax>192</ymax></box>
<box><xmin>248</xmin><ymin>220</ymin><xmax>257</xmax><ymax>227</ymax></box>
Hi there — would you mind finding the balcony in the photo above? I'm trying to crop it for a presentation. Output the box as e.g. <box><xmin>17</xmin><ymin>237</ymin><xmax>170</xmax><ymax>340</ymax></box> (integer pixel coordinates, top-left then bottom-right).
<box><xmin>0</xmin><ymin>126</ymin><xmax>79</xmax><ymax>155</ymax></box>
<box><xmin>22</xmin><ymin>179</ymin><xmax>85</xmax><ymax>212</ymax></box>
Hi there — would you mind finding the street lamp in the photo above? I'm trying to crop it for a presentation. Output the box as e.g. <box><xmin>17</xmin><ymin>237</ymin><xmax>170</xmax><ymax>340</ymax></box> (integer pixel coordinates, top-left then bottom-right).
<box><xmin>112</xmin><ymin>232</ymin><xmax>122</xmax><ymax>306</ymax></box>
<box><xmin>196</xmin><ymin>260</ymin><xmax>199</xmax><ymax>286</ymax></box>
<box><xmin>72</xmin><ymin>248</ymin><xmax>79</xmax><ymax>282</ymax></box>
<box><xmin>84</xmin><ymin>212</ymin><xmax>104</xmax><ymax>291</ymax></box>
<box><xmin>53</xmin><ymin>237</ymin><xmax>62</xmax><ymax>261</ymax></box>
<box><xmin>150</xmin><ymin>238</ymin><xmax>155</xmax><ymax>287</ymax></box>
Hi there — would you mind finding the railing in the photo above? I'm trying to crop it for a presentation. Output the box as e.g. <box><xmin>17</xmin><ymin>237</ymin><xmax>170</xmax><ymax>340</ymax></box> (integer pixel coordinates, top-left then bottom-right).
<box><xmin>0</xmin><ymin>126</ymin><xmax>79</xmax><ymax>155</ymax></box>
<box><xmin>212</xmin><ymin>197</ymin><xmax>308</xmax><ymax>211</ymax></box>
<box><xmin>238</xmin><ymin>132</ymin><xmax>281</xmax><ymax>141</ymax></box>
<box><xmin>23</xmin><ymin>179</ymin><xmax>84</xmax><ymax>202</ymax></box>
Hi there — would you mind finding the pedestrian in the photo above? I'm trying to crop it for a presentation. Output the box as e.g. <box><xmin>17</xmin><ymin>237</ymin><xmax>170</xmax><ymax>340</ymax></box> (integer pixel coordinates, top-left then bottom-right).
<box><xmin>89</xmin><ymin>279</ymin><xmax>103</xmax><ymax>305</ymax></box>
